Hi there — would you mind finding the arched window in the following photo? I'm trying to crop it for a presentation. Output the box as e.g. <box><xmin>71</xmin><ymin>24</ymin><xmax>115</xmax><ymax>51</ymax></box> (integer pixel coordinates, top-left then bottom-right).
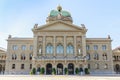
<box><xmin>95</xmin><ymin>63</ymin><xmax>99</xmax><ymax>69</ymax></box>
<box><xmin>12</xmin><ymin>54</ymin><xmax>17</xmax><ymax>60</ymax></box>
<box><xmin>67</xmin><ymin>44</ymin><xmax>74</xmax><ymax>54</ymax></box>
<box><xmin>29</xmin><ymin>54</ymin><xmax>32</xmax><ymax>60</ymax></box>
<box><xmin>94</xmin><ymin>53</ymin><xmax>99</xmax><ymax>60</ymax></box>
<box><xmin>117</xmin><ymin>56</ymin><xmax>119</xmax><ymax>60</ymax></box>
<box><xmin>104</xmin><ymin>64</ymin><xmax>108</xmax><ymax>69</ymax></box>
<box><xmin>103</xmin><ymin>53</ymin><xmax>107</xmax><ymax>60</ymax></box>
<box><xmin>56</xmin><ymin>44</ymin><xmax>64</xmax><ymax>54</ymax></box>
<box><xmin>12</xmin><ymin>64</ymin><xmax>15</xmax><ymax>69</ymax></box>
<box><xmin>21</xmin><ymin>54</ymin><xmax>26</xmax><ymax>60</ymax></box>
<box><xmin>87</xmin><ymin>53</ymin><xmax>90</xmax><ymax>60</ymax></box>
<box><xmin>46</xmin><ymin>44</ymin><xmax>53</xmax><ymax>54</ymax></box>
<box><xmin>88</xmin><ymin>64</ymin><xmax>90</xmax><ymax>69</ymax></box>
<box><xmin>114</xmin><ymin>56</ymin><xmax>117</xmax><ymax>61</ymax></box>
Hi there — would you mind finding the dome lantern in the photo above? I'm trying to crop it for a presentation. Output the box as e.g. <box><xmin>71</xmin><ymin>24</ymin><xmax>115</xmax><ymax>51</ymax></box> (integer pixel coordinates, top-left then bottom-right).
<box><xmin>57</xmin><ymin>5</ymin><xmax>62</xmax><ymax>12</ymax></box>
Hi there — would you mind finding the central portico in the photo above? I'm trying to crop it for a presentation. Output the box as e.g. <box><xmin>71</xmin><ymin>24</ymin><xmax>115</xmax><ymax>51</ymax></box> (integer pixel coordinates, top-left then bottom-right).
<box><xmin>32</xmin><ymin>6</ymin><xmax>88</xmax><ymax>75</ymax></box>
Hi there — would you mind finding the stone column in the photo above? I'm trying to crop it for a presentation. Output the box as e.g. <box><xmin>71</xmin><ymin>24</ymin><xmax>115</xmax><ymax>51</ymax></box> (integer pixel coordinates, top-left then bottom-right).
<box><xmin>33</xmin><ymin>35</ymin><xmax>38</xmax><ymax>58</ymax></box>
<box><xmin>81</xmin><ymin>35</ymin><xmax>87</xmax><ymax>69</ymax></box>
<box><xmin>81</xmin><ymin>35</ymin><xmax>86</xmax><ymax>57</ymax></box>
<box><xmin>74</xmin><ymin>36</ymin><xmax>77</xmax><ymax>56</ymax></box>
<box><xmin>43</xmin><ymin>36</ymin><xmax>46</xmax><ymax>56</ymax></box>
<box><xmin>53</xmin><ymin>36</ymin><xmax>56</xmax><ymax>56</ymax></box>
<box><xmin>64</xmin><ymin>36</ymin><xmax>66</xmax><ymax>56</ymax></box>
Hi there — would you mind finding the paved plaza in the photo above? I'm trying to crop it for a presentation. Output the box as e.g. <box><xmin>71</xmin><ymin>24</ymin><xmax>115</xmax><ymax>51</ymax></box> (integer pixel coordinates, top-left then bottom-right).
<box><xmin>0</xmin><ymin>75</ymin><xmax>120</xmax><ymax>80</ymax></box>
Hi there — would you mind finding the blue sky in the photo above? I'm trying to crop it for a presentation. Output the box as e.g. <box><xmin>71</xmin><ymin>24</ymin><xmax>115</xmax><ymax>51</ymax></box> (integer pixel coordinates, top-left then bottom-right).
<box><xmin>0</xmin><ymin>0</ymin><xmax>120</xmax><ymax>49</ymax></box>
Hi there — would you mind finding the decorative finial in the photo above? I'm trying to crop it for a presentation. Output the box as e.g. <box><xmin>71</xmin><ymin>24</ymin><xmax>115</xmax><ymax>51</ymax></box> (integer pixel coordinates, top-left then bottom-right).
<box><xmin>8</xmin><ymin>35</ymin><xmax>12</xmax><ymax>38</ymax></box>
<box><xmin>34</xmin><ymin>24</ymin><xmax>38</xmax><ymax>28</ymax></box>
<box><xmin>57</xmin><ymin>5</ymin><xmax>62</xmax><ymax>12</ymax></box>
<box><xmin>108</xmin><ymin>35</ymin><xmax>111</xmax><ymax>39</ymax></box>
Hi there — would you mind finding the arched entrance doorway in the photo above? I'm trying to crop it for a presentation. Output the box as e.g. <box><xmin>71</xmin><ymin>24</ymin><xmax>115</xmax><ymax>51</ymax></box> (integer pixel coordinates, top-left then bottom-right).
<box><xmin>37</xmin><ymin>67</ymin><xmax>41</xmax><ymax>72</ymax></box>
<box><xmin>68</xmin><ymin>63</ymin><xmax>74</xmax><ymax>75</ymax></box>
<box><xmin>57</xmin><ymin>63</ymin><xmax>63</xmax><ymax>75</ymax></box>
<box><xmin>115</xmin><ymin>64</ymin><xmax>120</xmax><ymax>74</ymax></box>
<box><xmin>46</xmin><ymin>63</ymin><xmax>52</xmax><ymax>75</ymax></box>
<box><xmin>0</xmin><ymin>64</ymin><xmax>2</xmax><ymax>74</ymax></box>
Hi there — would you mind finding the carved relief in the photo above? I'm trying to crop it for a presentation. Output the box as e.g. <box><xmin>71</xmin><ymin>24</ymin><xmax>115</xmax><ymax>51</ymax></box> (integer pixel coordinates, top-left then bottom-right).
<box><xmin>38</xmin><ymin>36</ymin><xmax>43</xmax><ymax>43</ymax></box>
<box><xmin>67</xmin><ymin>36</ymin><xmax>73</xmax><ymax>44</ymax></box>
<box><xmin>56</xmin><ymin>36</ymin><xmax>63</xmax><ymax>43</ymax></box>
<box><xmin>76</xmin><ymin>36</ymin><xmax>82</xmax><ymax>43</ymax></box>
<box><xmin>46</xmin><ymin>36</ymin><xmax>53</xmax><ymax>43</ymax></box>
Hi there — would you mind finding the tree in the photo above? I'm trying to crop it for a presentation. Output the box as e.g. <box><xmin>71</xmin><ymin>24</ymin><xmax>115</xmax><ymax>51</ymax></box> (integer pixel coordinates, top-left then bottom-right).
<box><xmin>84</xmin><ymin>68</ymin><xmax>90</xmax><ymax>74</ymax></box>
<box><xmin>32</xmin><ymin>68</ymin><xmax>36</xmax><ymax>75</ymax></box>
<box><xmin>64</xmin><ymin>67</ymin><xmax>68</xmax><ymax>75</ymax></box>
<box><xmin>52</xmin><ymin>68</ymin><xmax>56</xmax><ymax>75</ymax></box>
<box><xmin>75</xmin><ymin>68</ymin><xmax>79</xmax><ymax>74</ymax></box>
<box><xmin>40</xmin><ymin>67</ymin><xmax>45</xmax><ymax>74</ymax></box>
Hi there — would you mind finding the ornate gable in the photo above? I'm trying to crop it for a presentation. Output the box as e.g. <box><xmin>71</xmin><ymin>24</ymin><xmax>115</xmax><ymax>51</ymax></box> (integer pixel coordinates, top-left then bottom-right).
<box><xmin>32</xmin><ymin>21</ymin><xmax>87</xmax><ymax>33</ymax></box>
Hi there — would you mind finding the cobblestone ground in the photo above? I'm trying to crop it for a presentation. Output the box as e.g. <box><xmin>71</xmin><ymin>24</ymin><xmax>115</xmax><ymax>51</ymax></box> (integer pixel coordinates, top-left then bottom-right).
<box><xmin>0</xmin><ymin>75</ymin><xmax>120</xmax><ymax>80</ymax></box>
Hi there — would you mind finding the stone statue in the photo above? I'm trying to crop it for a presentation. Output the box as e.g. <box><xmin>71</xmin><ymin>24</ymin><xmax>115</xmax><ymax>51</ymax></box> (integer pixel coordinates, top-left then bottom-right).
<box><xmin>78</xmin><ymin>49</ymin><xmax>81</xmax><ymax>54</ymax></box>
<box><xmin>34</xmin><ymin>24</ymin><xmax>38</xmax><ymax>28</ymax></box>
<box><xmin>39</xmin><ymin>48</ymin><xmax>42</xmax><ymax>54</ymax></box>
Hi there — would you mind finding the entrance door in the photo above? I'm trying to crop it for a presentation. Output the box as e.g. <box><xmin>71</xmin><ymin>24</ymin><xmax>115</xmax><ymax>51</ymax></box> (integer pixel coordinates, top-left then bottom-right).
<box><xmin>115</xmin><ymin>64</ymin><xmax>119</xmax><ymax>74</ymax></box>
<box><xmin>46</xmin><ymin>63</ymin><xmax>52</xmax><ymax>75</ymax></box>
<box><xmin>57</xmin><ymin>63</ymin><xmax>63</xmax><ymax>75</ymax></box>
<box><xmin>68</xmin><ymin>63</ymin><xmax>74</xmax><ymax>75</ymax></box>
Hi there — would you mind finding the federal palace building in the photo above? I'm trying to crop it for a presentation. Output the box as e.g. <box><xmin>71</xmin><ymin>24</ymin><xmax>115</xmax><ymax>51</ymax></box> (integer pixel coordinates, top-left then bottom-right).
<box><xmin>0</xmin><ymin>6</ymin><xmax>120</xmax><ymax>75</ymax></box>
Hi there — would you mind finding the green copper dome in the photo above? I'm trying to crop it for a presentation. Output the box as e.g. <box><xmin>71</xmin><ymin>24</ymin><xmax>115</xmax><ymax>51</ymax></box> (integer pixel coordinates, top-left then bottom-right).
<box><xmin>49</xmin><ymin>6</ymin><xmax>71</xmax><ymax>17</ymax></box>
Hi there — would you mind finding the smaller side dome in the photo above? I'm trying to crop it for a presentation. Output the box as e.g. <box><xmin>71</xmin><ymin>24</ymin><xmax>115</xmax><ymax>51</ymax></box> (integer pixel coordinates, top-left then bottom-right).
<box><xmin>49</xmin><ymin>10</ymin><xmax>59</xmax><ymax>17</ymax></box>
<box><xmin>61</xmin><ymin>10</ymin><xmax>71</xmax><ymax>17</ymax></box>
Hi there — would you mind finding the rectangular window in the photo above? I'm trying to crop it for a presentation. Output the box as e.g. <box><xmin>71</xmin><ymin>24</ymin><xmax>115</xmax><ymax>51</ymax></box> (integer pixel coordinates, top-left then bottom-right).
<box><xmin>94</xmin><ymin>45</ymin><xmax>98</xmax><ymax>50</ymax></box>
<box><xmin>88</xmin><ymin>64</ymin><xmax>90</xmax><ymax>69</ymax></box>
<box><xmin>30</xmin><ymin>64</ymin><xmax>32</xmax><ymax>69</ymax></box>
<box><xmin>21</xmin><ymin>45</ymin><xmax>26</xmax><ymax>50</ymax></box>
<box><xmin>30</xmin><ymin>45</ymin><xmax>33</xmax><ymax>50</ymax></box>
<box><xmin>12</xmin><ymin>64</ymin><xmax>15</xmax><ymax>69</ymax></box>
<box><xmin>102</xmin><ymin>45</ymin><xmax>106</xmax><ymax>50</ymax></box>
<box><xmin>21</xmin><ymin>64</ymin><xmax>24</xmax><ymax>69</ymax></box>
<box><xmin>12</xmin><ymin>45</ymin><xmax>18</xmax><ymax>50</ymax></box>
<box><xmin>86</xmin><ymin>45</ymin><xmax>90</xmax><ymax>50</ymax></box>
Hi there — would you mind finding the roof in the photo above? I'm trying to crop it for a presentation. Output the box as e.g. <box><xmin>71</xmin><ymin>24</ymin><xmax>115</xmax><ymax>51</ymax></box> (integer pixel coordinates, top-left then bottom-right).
<box><xmin>0</xmin><ymin>47</ymin><xmax>6</xmax><ymax>52</ymax></box>
<box><xmin>49</xmin><ymin>6</ymin><xmax>71</xmax><ymax>17</ymax></box>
